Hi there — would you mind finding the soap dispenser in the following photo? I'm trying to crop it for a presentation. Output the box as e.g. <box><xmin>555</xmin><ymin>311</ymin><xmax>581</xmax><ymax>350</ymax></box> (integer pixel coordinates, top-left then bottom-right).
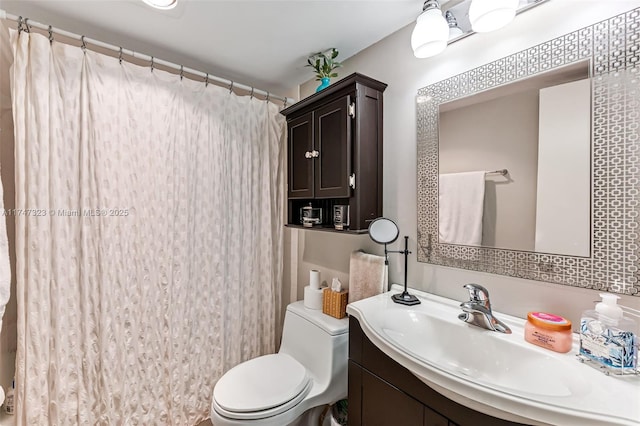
<box><xmin>579</xmin><ymin>293</ymin><xmax>638</xmax><ymax>372</ymax></box>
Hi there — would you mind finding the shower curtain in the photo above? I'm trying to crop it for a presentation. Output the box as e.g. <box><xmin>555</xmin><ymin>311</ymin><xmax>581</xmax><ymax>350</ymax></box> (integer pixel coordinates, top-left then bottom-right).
<box><xmin>9</xmin><ymin>28</ymin><xmax>284</xmax><ymax>424</ymax></box>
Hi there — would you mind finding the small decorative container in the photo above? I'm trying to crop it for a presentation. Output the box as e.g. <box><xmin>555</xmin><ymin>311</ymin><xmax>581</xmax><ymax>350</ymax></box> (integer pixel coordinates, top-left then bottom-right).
<box><xmin>316</xmin><ymin>77</ymin><xmax>331</xmax><ymax>92</ymax></box>
<box><xmin>525</xmin><ymin>312</ymin><xmax>573</xmax><ymax>353</ymax></box>
<box><xmin>323</xmin><ymin>288</ymin><xmax>348</xmax><ymax>319</ymax></box>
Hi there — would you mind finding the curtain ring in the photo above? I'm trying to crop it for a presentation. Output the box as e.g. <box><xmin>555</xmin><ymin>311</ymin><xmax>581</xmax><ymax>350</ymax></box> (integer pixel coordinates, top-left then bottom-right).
<box><xmin>48</xmin><ymin>25</ymin><xmax>54</xmax><ymax>44</ymax></box>
<box><xmin>229</xmin><ymin>81</ymin><xmax>234</xmax><ymax>94</ymax></box>
<box><xmin>80</xmin><ymin>35</ymin><xmax>87</xmax><ymax>52</ymax></box>
<box><xmin>250</xmin><ymin>87</ymin><xmax>254</xmax><ymax>99</ymax></box>
<box><xmin>204</xmin><ymin>73</ymin><xmax>209</xmax><ymax>87</ymax></box>
<box><xmin>118</xmin><ymin>47</ymin><xmax>123</xmax><ymax>64</ymax></box>
<box><xmin>180</xmin><ymin>65</ymin><xmax>184</xmax><ymax>81</ymax></box>
<box><xmin>150</xmin><ymin>56</ymin><xmax>154</xmax><ymax>72</ymax></box>
<box><xmin>17</xmin><ymin>16</ymin><xmax>23</xmax><ymax>34</ymax></box>
<box><xmin>23</xmin><ymin>18</ymin><xmax>30</xmax><ymax>33</ymax></box>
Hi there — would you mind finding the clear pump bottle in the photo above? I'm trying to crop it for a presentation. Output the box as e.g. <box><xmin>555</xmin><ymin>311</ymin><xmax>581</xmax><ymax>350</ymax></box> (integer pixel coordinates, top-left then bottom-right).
<box><xmin>579</xmin><ymin>293</ymin><xmax>638</xmax><ymax>372</ymax></box>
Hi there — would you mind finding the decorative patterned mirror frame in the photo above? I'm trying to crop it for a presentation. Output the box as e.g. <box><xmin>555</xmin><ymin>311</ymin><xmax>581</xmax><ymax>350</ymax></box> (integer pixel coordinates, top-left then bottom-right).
<box><xmin>417</xmin><ymin>8</ymin><xmax>640</xmax><ymax>296</ymax></box>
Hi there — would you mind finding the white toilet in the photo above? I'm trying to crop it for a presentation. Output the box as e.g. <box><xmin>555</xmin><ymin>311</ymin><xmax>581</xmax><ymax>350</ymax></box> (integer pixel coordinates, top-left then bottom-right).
<box><xmin>210</xmin><ymin>301</ymin><xmax>349</xmax><ymax>426</ymax></box>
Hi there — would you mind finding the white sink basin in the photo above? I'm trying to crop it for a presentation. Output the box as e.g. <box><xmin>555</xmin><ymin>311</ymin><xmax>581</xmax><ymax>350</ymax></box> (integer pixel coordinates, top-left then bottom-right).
<box><xmin>347</xmin><ymin>286</ymin><xmax>640</xmax><ymax>426</ymax></box>
<box><xmin>380</xmin><ymin>309</ymin><xmax>590</xmax><ymax>399</ymax></box>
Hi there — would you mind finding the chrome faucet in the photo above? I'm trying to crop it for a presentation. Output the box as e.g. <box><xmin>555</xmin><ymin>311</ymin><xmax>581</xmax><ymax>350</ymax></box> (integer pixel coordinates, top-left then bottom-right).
<box><xmin>458</xmin><ymin>284</ymin><xmax>511</xmax><ymax>334</ymax></box>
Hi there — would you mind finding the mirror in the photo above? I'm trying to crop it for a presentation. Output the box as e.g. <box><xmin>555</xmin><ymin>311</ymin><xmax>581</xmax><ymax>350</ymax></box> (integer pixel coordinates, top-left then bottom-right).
<box><xmin>368</xmin><ymin>217</ymin><xmax>399</xmax><ymax>244</ymax></box>
<box><xmin>416</xmin><ymin>8</ymin><xmax>640</xmax><ymax>296</ymax></box>
<box><xmin>437</xmin><ymin>60</ymin><xmax>591</xmax><ymax>256</ymax></box>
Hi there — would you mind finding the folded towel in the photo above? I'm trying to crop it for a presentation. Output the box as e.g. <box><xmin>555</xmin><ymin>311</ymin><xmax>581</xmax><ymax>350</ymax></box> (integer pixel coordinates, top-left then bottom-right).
<box><xmin>439</xmin><ymin>171</ymin><xmax>485</xmax><ymax>245</ymax></box>
<box><xmin>348</xmin><ymin>251</ymin><xmax>386</xmax><ymax>304</ymax></box>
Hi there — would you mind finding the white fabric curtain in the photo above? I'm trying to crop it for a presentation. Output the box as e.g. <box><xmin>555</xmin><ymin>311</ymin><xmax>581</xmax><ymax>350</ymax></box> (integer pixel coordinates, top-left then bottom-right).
<box><xmin>10</xmin><ymin>28</ymin><xmax>284</xmax><ymax>424</ymax></box>
<box><xmin>0</xmin><ymin>21</ymin><xmax>14</xmax><ymax>353</ymax></box>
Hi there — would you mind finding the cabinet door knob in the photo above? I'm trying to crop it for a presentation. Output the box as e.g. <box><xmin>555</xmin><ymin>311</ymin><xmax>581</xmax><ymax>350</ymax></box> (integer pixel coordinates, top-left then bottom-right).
<box><xmin>305</xmin><ymin>151</ymin><xmax>313</xmax><ymax>159</ymax></box>
<box><xmin>311</xmin><ymin>150</ymin><xmax>320</xmax><ymax>158</ymax></box>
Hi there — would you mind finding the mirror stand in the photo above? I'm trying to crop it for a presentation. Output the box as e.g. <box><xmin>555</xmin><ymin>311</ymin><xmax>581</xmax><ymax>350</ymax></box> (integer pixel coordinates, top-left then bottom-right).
<box><xmin>388</xmin><ymin>236</ymin><xmax>421</xmax><ymax>306</ymax></box>
<box><xmin>368</xmin><ymin>218</ymin><xmax>421</xmax><ymax>305</ymax></box>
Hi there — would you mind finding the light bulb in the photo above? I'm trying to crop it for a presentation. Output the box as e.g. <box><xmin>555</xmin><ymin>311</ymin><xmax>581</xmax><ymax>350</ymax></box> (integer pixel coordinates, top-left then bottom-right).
<box><xmin>445</xmin><ymin>11</ymin><xmax>464</xmax><ymax>40</ymax></box>
<box><xmin>449</xmin><ymin>26</ymin><xmax>464</xmax><ymax>39</ymax></box>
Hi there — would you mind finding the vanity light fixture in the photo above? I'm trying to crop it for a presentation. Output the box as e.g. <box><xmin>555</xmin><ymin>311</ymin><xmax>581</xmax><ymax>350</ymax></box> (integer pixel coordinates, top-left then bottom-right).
<box><xmin>141</xmin><ymin>0</ymin><xmax>178</xmax><ymax>10</ymax></box>
<box><xmin>411</xmin><ymin>0</ymin><xmax>449</xmax><ymax>58</ymax></box>
<box><xmin>469</xmin><ymin>0</ymin><xmax>518</xmax><ymax>33</ymax></box>
<box><xmin>445</xmin><ymin>11</ymin><xmax>464</xmax><ymax>40</ymax></box>
<box><xmin>411</xmin><ymin>0</ymin><xmax>548</xmax><ymax>59</ymax></box>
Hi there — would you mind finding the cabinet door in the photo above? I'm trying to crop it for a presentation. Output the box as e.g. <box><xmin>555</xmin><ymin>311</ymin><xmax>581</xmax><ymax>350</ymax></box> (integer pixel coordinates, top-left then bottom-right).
<box><xmin>361</xmin><ymin>369</ymin><xmax>424</xmax><ymax>426</ymax></box>
<box><xmin>424</xmin><ymin>406</ymin><xmax>449</xmax><ymax>426</ymax></box>
<box><xmin>287</xmin><ymin>113</ymin><xmax>314</xmax><ymax>198</ymax></box>
<box><xmin>314</xmin><ymin>95</ymin><xmax>352</xmax><ymax>198</ymax></box>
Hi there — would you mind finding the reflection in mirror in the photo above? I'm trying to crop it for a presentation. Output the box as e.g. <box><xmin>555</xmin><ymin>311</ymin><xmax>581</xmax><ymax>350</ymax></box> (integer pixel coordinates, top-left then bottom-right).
<box><xmin>438</xmin><ymin>60</ymin><xmax>591</xmax><ymax>257</ymax></box>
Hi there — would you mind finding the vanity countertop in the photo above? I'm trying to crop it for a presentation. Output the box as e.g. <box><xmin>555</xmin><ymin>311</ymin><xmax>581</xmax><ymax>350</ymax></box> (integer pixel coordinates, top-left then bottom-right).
<box><xmin>346</xmin><ymin>285</ymin><xmax>640</xmax><ymax>426</ymax></box>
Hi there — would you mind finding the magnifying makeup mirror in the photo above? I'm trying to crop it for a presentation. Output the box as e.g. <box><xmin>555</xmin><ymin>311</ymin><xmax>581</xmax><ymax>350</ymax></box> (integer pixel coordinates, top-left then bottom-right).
<box><xmin>368</xmin><ymin>218</ymin><xmax>420</xmax><ymax>306</ymax></box>
<box><xmin>368</xmin><ymin>217</ymin><xmax>399</xmax><ymax>245</ymax></box>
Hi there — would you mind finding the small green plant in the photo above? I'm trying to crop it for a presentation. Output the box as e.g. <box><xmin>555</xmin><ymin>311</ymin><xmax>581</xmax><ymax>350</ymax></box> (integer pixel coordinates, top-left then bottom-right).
<box><xmin>306</xmin><ymin>48</ymin><xmax>342</xmax><ymax>81</ymax></box>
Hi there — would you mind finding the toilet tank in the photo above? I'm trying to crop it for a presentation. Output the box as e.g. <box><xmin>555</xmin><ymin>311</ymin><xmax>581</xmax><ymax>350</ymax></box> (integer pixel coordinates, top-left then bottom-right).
<box><xmin>279</xmin><ymin>302</ymin><xmax>349</xmax><ymax>391</ymax></box>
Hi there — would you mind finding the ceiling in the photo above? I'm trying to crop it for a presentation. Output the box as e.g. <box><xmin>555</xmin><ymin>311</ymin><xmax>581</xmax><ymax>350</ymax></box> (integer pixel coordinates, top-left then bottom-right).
<box><xmin>0</xmin><ymin>0</ymin><xmax>426</xmax><ymax>96</ymax></box>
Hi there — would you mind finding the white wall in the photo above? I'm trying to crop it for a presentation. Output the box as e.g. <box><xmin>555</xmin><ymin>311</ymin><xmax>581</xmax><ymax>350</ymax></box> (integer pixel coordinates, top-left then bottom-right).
<box><xmin>291</xmin><ymin>1</ymin><xmax>640</xmax><ymax>329</ymax></box>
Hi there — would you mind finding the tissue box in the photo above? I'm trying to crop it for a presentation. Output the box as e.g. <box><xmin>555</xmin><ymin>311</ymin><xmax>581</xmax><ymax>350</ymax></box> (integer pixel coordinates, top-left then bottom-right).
<box><xmin>323</xmin><ymin>288</ymin><xmax>348</xmax><ymax>319</ymax></box>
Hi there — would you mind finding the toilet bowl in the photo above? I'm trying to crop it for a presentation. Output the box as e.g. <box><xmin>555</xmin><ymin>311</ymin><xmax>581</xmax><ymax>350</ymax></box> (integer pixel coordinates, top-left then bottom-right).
<box><xmin>211</xmin><ymin>301</ymin><xmax>349</xmax><ymax>426</ymax></box>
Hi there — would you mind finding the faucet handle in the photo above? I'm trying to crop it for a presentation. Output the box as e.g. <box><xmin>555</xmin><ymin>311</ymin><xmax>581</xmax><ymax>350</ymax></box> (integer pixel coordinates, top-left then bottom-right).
<box><xmin>463</xmin><ymin>283</ymin><xmax>490</xmax><ymax>303</ymax></box>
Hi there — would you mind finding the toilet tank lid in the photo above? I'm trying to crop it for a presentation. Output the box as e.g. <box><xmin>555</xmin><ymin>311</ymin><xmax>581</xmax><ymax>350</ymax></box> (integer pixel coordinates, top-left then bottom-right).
<box><xmin>287</xmin><ymin>301</ymin><xmax>349</xmax><ymax>336</ymax></box>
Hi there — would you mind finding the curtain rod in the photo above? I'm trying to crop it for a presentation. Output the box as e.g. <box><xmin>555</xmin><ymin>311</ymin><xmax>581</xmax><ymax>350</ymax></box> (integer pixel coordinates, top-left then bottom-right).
<box><xmin>0</xmin><ymin>9</ymin><xmax>296</xmax><ymax>107</ymax></box>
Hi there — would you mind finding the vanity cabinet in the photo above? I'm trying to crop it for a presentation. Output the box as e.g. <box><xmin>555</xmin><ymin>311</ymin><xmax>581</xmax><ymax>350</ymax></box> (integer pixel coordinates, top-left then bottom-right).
<box><xmin>348</xmin><ymin>317</ymin><xmax>527</xmax><ymax>426</ymax></box>
<box><xmin>281</xmin><ymin>73</ymin><xmax>386</xmax><ymax>232</ymax></box>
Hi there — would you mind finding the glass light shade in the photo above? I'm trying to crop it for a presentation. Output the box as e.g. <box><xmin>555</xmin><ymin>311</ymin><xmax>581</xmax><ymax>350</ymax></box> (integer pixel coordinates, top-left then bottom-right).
<box><xmin>411</xmin><ymin>8</ymin><xmax>449</xmax><ymax>59</ymax></box>
<box><xmin>469</xmin><ymin>0</ymin><xmax>518</xmax><ymax>33</ymax></box>
<box><xmin>142</xmin><ymin>0</ymin><xmax>178</xmax><ymax>10</ymax></box>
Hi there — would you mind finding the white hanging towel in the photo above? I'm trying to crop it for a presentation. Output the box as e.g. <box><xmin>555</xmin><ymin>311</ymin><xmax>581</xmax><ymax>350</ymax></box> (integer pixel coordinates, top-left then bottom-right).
<box><xmin>438</xmin><ymin>171</ymin><xmax>486</xmax><ymax>245</ymax></box>
<box><xmin>348</xmin><ymin>251</ymin><xmax>386</xmax><ymax>304</ymax></box>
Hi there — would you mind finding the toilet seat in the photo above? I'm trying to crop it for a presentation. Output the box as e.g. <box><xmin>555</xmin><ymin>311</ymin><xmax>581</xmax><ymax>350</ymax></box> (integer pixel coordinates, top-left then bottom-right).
<box><xmin>213</xmin><ymin>353</ymin><xmax>313</xmax><ymax>420</ymax></box>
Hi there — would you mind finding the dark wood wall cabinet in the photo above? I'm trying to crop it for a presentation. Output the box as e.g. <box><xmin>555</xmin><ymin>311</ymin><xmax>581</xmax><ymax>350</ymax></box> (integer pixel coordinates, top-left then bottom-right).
<box><xmin>348</xmin><ymin>317</ymin><xmax>529</xmax><ymax>426</ymax></box>
<box><xmin>281</xmin><ymin>73</ymin><xmax>387</xmax><ymax>233</ymax></box>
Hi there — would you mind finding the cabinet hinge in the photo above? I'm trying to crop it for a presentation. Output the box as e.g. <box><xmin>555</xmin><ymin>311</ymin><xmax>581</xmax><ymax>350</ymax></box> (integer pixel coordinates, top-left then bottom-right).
<box><xmin>348</xmin><ymin>102</ymin><xmax>356</xmax><ymax>119</ymax></box>
<box><xmin>349</xmin><ymin>173</ymin><xmax>356</xmax><ymax>189</ymax></box>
